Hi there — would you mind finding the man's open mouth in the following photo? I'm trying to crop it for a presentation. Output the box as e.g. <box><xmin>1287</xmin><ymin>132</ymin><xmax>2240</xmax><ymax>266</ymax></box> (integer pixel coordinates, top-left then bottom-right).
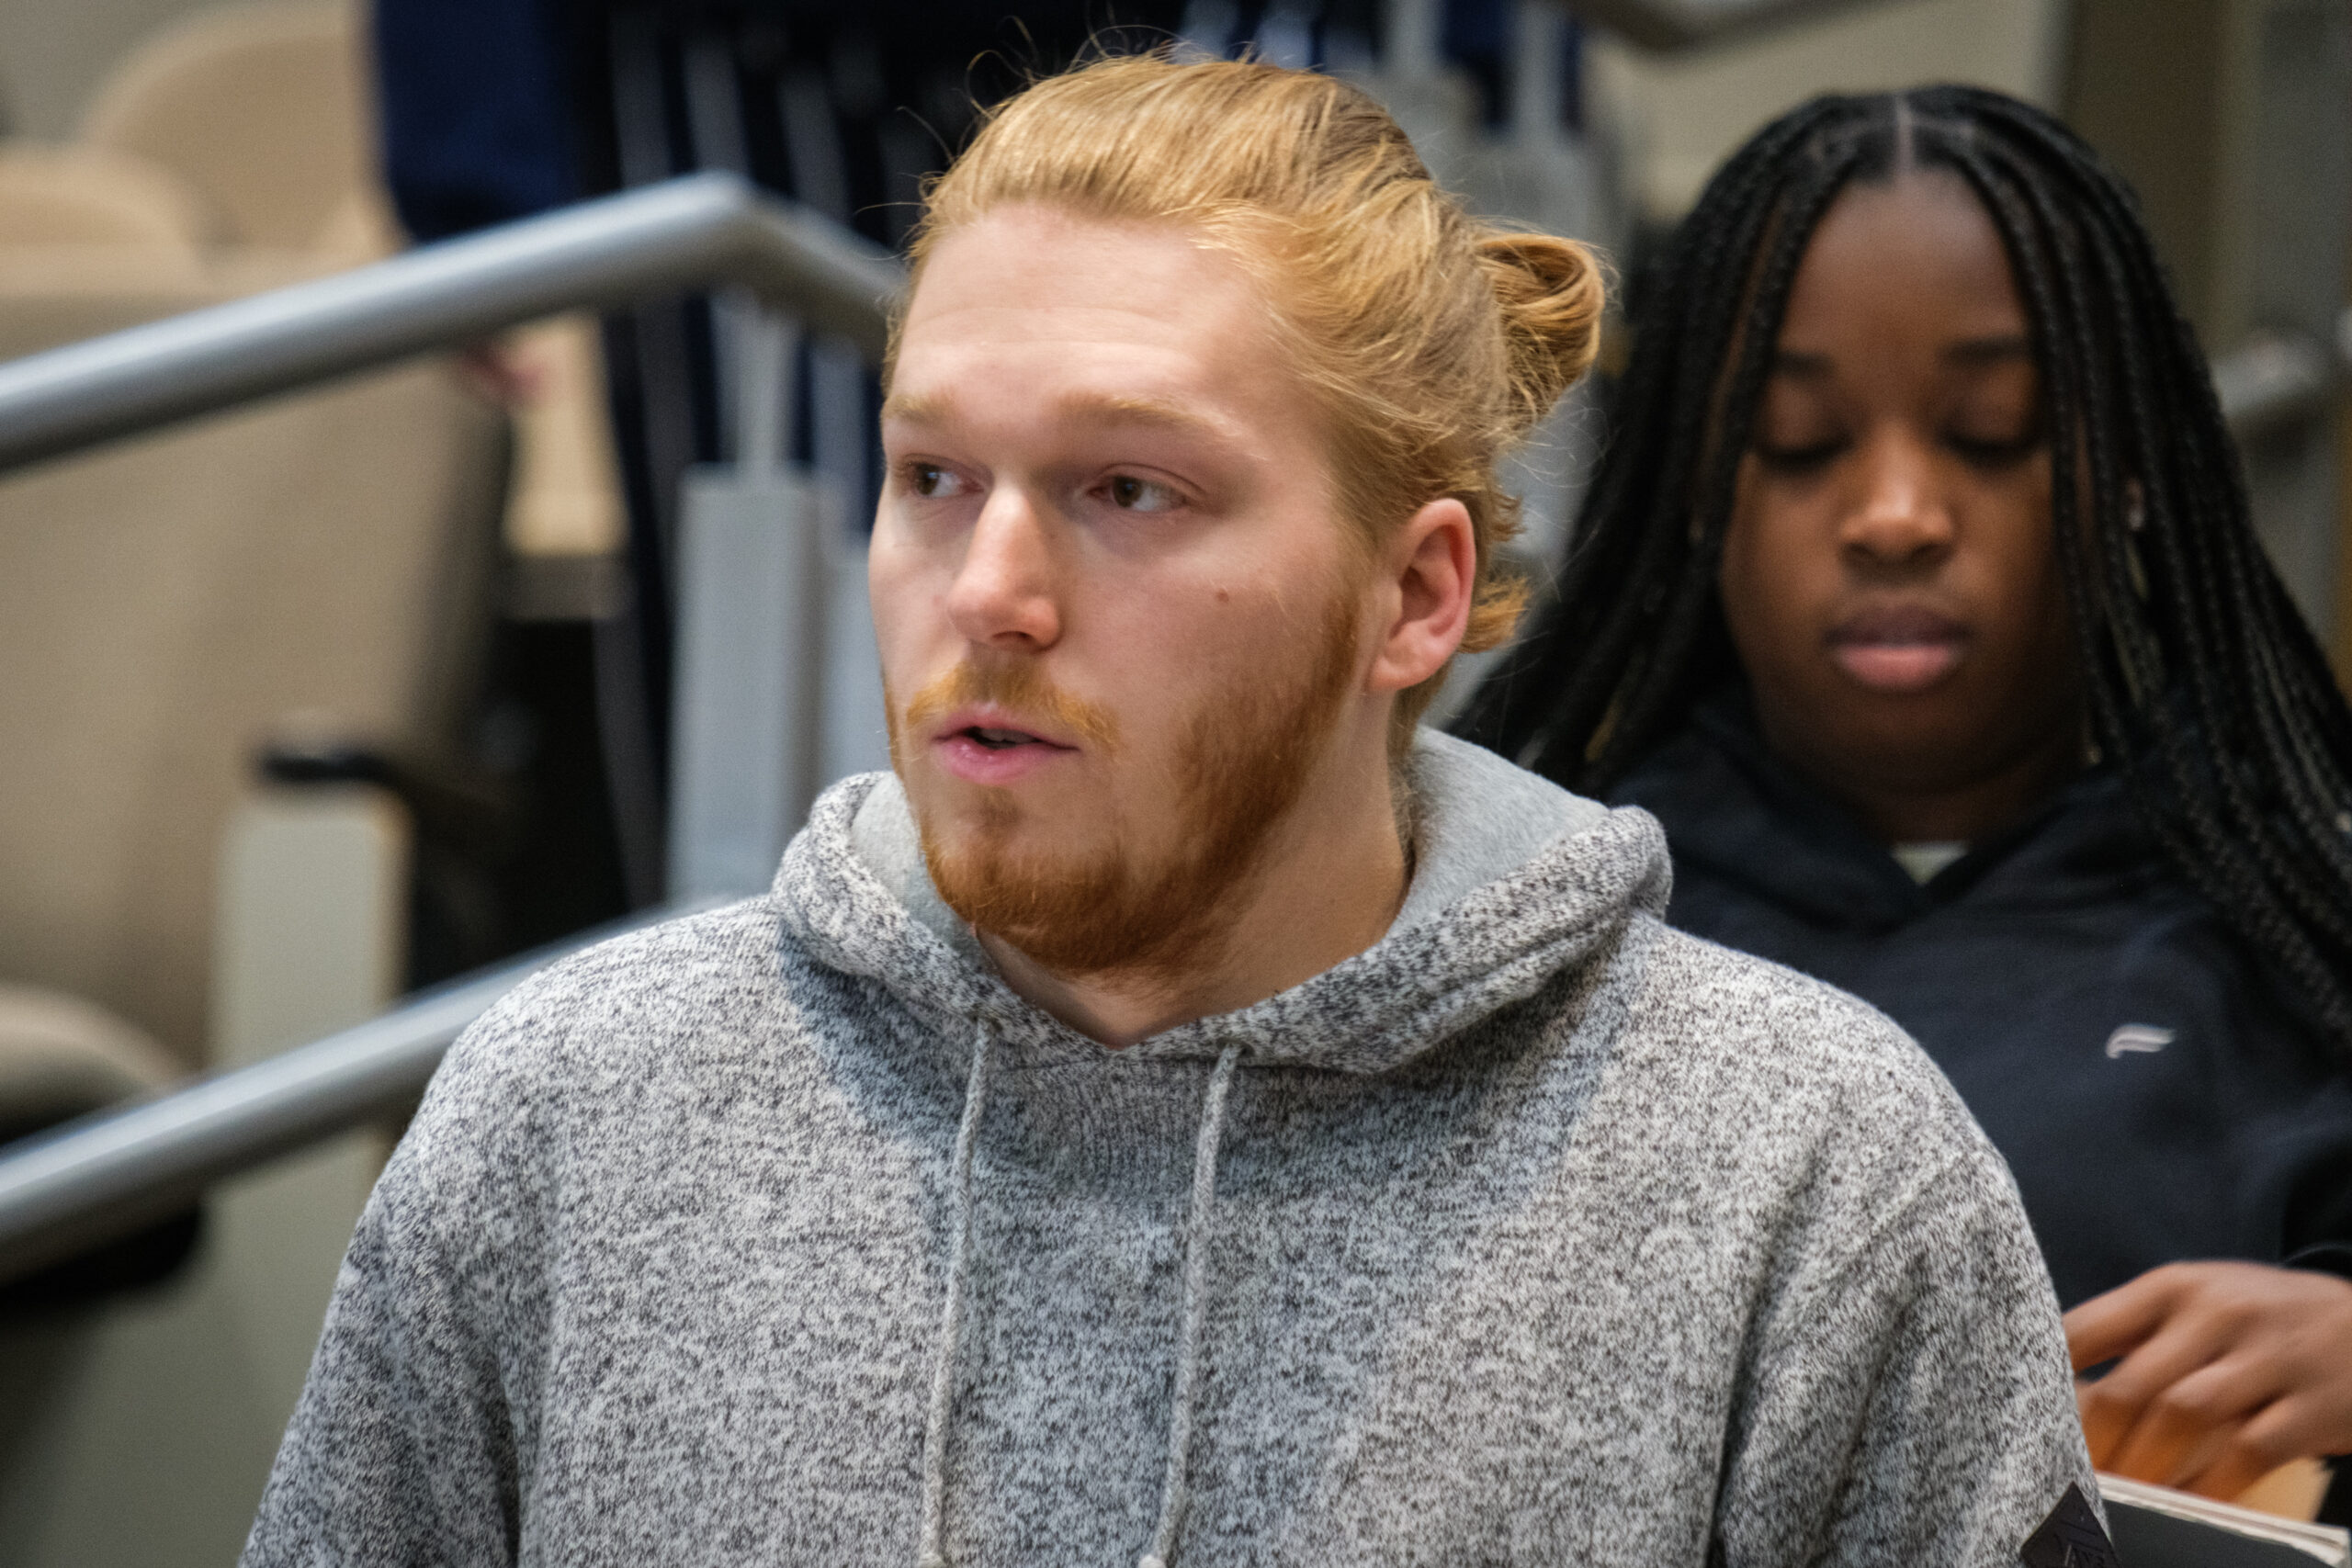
<box><xmin>929</xmin><ymin>715</ymin><xmax>1080</xmax><ymax>784</ymax></box>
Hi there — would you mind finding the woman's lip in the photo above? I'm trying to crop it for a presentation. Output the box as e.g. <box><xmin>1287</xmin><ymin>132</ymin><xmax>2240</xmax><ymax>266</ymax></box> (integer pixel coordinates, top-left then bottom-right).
<box><xmin>1826</xmin><ymin>608</ymin><xmax>1968</xmax><ymax>694</ymax></box>
<box><xmin>1830</xmin><ymin>639</ymin><xmax>1965</xmax><ymax>692</ymax></box>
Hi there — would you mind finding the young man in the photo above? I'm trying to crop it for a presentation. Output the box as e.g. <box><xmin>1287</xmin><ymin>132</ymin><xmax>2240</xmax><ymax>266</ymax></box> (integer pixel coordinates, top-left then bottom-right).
<box><xmin>244</xmin><ymin>56</ymin><xmax>2099</xmax><ymax>1568</ymax></box>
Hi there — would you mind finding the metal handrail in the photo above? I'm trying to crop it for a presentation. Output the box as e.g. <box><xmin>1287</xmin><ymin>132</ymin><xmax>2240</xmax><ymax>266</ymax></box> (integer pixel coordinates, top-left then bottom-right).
<box><xmin>0</xmin><ymin>908</ymin><xmax>694</xmax><ymax>1283</ymax></box>
<box><xmin>0</xmin><ymin>170</ymin><xmax>903</xmax><ymax>476</ymax></box>
<box><xmin>2211</xmin><ymin>313</ymin><xmax>2352</xmax><ymax>440</ymax></box>
<box><xmin>0</xmin><ymin>173</ymin><xmax>900</xmax><ymax>1282</ymax></box>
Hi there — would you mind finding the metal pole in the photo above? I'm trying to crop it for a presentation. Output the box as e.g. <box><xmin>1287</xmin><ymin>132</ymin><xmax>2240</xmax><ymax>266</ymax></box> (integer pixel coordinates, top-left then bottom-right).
<box><xmin>1512</xmin><ymin>0</ymin><xmax>1564</xmax><ymax>146</ymax></box>
<box><xmin>0</xmin><ymin>906</ymin><xmax>684</xmax><ymax>1284</ymax></box>
<box><xmin>0</xmin><ymin>172</ymin><xmax>901</xmax><ymax>476</ymax></box>
<box><xmin>0</xmin><ymin>178</ymin><xmax>901</xmax><ymax>1280</ymax></box>
<box><xmin>811</xmin><ymin>334</ymin><xmax>895</xmax><ymax>783</ymax></box>
<box><xmin>666</xmin><ymin>299</ymin><xmax>836</xmax><ymax>901</ymax></box>
<box><xmin>2214</xmin><ymin>327</ymin><xmax>2343</xmax><ymax>439</ymax></box>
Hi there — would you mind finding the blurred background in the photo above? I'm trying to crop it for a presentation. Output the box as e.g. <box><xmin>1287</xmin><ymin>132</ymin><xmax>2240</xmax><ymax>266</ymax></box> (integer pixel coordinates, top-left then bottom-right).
<box><xmin>0</xmin><ymin>0</ymin><xmax>2340</xmax><ymax>1562</ymax></box>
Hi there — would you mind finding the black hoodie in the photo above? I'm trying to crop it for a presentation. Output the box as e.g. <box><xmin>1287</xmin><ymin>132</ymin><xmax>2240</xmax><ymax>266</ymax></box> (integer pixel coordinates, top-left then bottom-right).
<box><xmin>1612</xmin><ymin>688</ymin><xmax>2352</xmax><ymax>1312</ymax></box>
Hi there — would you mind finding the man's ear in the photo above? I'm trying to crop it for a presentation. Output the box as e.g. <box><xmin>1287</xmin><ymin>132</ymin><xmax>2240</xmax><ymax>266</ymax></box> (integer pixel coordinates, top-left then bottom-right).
<box><xmin>1366</xmin><ymin>496</ymin><xmax>1476</xmax><ymax>695</ymax></box>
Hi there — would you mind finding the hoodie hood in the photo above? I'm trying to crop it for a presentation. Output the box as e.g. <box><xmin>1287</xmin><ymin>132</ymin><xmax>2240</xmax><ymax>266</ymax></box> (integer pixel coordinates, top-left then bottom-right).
<box><xmin>775</xmin><ymin>728</ymin><xmax>1668</xmax><ymax>1076</ymax></box>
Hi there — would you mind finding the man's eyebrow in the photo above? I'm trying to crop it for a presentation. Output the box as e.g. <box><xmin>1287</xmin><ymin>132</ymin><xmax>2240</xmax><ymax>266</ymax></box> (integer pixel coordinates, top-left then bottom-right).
<box><xmin>1050</xmin><ymin>390</ymin><xmax>1227</xmax><ymax>438</ymax></box>
<box><xmin>1944</xmin><ymin>333</ymin><xmax>2034</xmax><ymax>367</ymax></box>
<box><xmin>879</xmin><ymin>390</ymin><xmax>952</xmax><ymax>424</ymax></box>
<box><xmin>878</xmin><ymin>389</ymin><xmax>1227</xmax><ymax>439</ymax></box>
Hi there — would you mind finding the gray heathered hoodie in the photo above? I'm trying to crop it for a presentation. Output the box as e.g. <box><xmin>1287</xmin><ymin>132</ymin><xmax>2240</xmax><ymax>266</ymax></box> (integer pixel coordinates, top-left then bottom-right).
<box><xmin>243</xmin><ymin>731</ymin><xmax>2093</xmax><ymax>1567</ymax></box>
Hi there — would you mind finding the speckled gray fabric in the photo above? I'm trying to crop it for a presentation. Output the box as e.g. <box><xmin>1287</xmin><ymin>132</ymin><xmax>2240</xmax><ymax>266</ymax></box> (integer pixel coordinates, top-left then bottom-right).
<box><xmin>243</xmin><ymin>729</ymin><xmax>2092</xmax><ymax>1567</ymax></box>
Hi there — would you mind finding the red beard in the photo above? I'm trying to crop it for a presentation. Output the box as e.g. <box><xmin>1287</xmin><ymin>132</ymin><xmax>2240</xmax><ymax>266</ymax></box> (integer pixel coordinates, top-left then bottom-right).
<box><xmin>894</xmin><ymin>590</ymin><xmax>1361</xmax><ymax>981</ymax></box>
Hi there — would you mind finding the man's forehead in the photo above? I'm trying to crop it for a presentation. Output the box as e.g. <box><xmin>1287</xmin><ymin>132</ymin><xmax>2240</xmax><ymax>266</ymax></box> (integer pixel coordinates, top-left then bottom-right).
<box><xmin>883</xmin><ymin>209</ymin><xmax>1316</xmax><ymax>453</ymax></box>
<box><xmin>899</xmin><ymin>209</ymin><xmax>1281</xmax><ymax>359</ymax></box>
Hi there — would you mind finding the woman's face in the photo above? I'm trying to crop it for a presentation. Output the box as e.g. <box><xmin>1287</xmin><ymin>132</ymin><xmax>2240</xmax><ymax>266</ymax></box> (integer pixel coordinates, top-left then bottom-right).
<box><xmin>1716</xmin><ymin>168</ymin><xmax>2081</xmax><ymax>840</ymax></box>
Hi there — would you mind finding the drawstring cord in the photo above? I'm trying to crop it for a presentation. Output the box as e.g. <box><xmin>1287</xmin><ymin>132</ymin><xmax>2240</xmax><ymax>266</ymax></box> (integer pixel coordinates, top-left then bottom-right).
<box><xmin>918</xmin><ymin>1020</ymin><xmax>997</xmax><ymax>1568</ymax></box>
<box><xmin>913</xmin><ymin>1029</ymin><xmax>1241</xmax><ymax>1568</ymax></box>
<box><xmin>1138</xmin><ymin>1042</ymin><xmax>1242</xmax><ymax>1568</ymax></box>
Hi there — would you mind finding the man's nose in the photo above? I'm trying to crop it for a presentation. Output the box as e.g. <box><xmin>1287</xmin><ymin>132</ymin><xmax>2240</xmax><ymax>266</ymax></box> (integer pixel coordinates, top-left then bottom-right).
<box><xmin>1839</xmin><ymin>428</ymin><xmax>1955</xmax><ymax>570</ymax></box>
<box><xmin>944</xmin><ymin>490</ymin><xmax>1064</xmax><ymax>650</ymax></box>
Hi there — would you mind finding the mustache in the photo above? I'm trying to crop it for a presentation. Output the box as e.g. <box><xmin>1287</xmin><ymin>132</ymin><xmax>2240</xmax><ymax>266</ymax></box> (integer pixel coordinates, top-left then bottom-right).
<box><xmin>900</xmin><ymin>660</ymin><xmax>1121</xmax><ymax>753</ymax></box>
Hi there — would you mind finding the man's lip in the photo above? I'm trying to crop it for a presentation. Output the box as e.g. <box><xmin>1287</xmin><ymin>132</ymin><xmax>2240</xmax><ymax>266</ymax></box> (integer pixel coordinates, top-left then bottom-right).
<box><xmin>927</xmin><ymin>706</ymin><xmax>1081</xmax><ymax>788</ymax></box>
<box><xmin>924</xmin><ymin>705</ymin><xmax>1080</xmax><ymax>751</ymax></box>
<box><xmin>1826</xmin><ymin>608</ymin><xmax>1969</xmax><ymax>694</ymax></box>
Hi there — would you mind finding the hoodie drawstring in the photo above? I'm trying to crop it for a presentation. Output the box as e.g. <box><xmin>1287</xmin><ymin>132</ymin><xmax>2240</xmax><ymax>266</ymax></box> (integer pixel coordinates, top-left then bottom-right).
<box><xmin>914</xmin><ymin>1031</ymin><xmax>1241</xmax><ymax>1568</ymax></box>
<box><xmin>1137</xmin><ymin>1042</ymin><xmax>1241</xmax><ymax>1568</ymax></box>
<box><xmin>918</xmin><ymin>1020</ymin><xmax>996</xmax><ymax>1568</ymax></box>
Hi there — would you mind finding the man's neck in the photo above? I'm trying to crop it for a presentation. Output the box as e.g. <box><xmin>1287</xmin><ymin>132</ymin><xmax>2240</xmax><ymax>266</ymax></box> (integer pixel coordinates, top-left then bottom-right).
<box><xmin>978</xmin><ymin>746</ymin><xmax>1410</xmax><ymax>1048</ymax></box>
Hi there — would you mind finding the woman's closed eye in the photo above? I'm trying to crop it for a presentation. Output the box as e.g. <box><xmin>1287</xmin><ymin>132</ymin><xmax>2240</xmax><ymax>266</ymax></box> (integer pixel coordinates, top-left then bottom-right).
<box><xmin>1944</xmin><ymin>423</ymin><xmax>2044</xmax><ymax>469</ymax></box>
<box><xmin>1944</xmin><ymin>374</ymin><xmax>2045</xmax><ymax>468</ymax></box>
<box><xmin>1754</xmin><ymin>437</ymin><xmax>1849</xmax><ymax>474</ymax></box>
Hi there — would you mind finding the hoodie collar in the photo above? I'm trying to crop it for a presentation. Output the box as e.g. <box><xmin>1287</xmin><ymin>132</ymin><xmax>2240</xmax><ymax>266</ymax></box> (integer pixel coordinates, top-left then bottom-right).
<box><xmin>775</xmin><ymin>728</ymin><xmax>1665</xmax><ymax>1077</ymax></box>
<box><xmin>1612</xmin><ymin>684</ymin><xmax>2154</xmax><ymax>931</ymax></box>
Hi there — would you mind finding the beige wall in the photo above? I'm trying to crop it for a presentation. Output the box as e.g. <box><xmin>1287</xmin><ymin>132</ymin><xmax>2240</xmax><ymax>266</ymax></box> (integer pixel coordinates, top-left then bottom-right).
<box><xmin>1589</xmin><ymin>0</ymin><xmax>2069</xmax><ymax>222</ymax></box>
<box><xmin>0</xmin><ymin>0</ymin><xmax>234</xmax><ymax>138</ymax></box>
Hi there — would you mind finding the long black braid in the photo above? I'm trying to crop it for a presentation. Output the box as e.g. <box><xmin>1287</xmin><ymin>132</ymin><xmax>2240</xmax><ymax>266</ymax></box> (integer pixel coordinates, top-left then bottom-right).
<box><xmin>1455</xmin><ymin>85</ymin><xmax>2352</xmax><ymax>1056</ymax></box>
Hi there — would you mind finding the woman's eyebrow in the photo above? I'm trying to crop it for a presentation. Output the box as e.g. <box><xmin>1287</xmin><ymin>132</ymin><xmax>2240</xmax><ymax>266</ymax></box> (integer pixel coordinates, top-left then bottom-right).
<box><xmin>1768</xmin><ymin>348</ymin><xmax>1834</xmax><ymax>378</ymax></box>
<box><xmin>1944</xmin><ymin>333</ymin><xmax>2034</xmax><ymax>367</ymax></box>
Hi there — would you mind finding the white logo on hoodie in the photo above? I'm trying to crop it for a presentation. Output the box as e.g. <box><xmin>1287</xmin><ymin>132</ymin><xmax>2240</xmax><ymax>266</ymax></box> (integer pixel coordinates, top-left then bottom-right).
<box><xmin>2105</xmin><ymin>1024</ymin><xmax>2176</xmax><ymax>1059</ymax></box>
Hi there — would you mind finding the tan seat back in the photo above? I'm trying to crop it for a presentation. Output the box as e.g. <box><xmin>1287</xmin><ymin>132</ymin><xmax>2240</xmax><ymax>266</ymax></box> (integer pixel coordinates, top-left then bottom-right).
<box><xmin>0</xmin><ymin>273</ymin><xmax>507</xmax><ymax>1065</ymax></box>
<box><xmin>0</xmin><ymin>984</ymin><xmax>176</xmax><ymax>1138</ymax></box>
<box><xmin>0</xmin><ymin>145</ymin><xmax>221</xmax><ymax>254</ymax></box>
<box><xmin>79</xmin><ymin>0</ymin><xmax>373</xmax><ymax>254</ymax></box>
<box><xmin>0</xmin><ymin>1</ymin><xmax>504</xmax><ymax>1066</ymax></box>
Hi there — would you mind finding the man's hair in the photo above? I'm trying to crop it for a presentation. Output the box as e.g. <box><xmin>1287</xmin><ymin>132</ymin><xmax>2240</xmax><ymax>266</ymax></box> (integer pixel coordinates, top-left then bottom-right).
<box><xmin>1455</xmin><ymin>85</ymin><xmax>2352</xmax><ymax>1060</ymax></box>
<box><xmin>899</xmin><ymin>51</ymin><xmax>1603</xmax><ymax>740</ymax></box>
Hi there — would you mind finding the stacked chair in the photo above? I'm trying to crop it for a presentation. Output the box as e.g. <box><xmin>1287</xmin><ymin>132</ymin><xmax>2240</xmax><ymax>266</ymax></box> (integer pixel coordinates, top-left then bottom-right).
<box><xmin>0</xmin><ymin>0</ymin><xmax>503</xmax><ymax>1116</ymax></box>
<box><xmin>0</xmin><ymin>6</ymin><xmax>517</xmax><ymax>1562</ymax></box>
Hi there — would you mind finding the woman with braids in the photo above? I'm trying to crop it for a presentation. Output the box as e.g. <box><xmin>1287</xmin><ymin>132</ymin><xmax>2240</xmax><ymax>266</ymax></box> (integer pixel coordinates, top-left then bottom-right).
<box><xmin>1458</xmin><ymin>86</ymin><xmax>2352</xmax><ymax>1510</ymax></box>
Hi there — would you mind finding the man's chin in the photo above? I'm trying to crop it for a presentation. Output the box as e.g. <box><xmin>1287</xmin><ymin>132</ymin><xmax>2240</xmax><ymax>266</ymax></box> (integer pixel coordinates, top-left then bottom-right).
<box><xmin>923</xmin><ymin>819</ymin><xmax>1102</xmax><ymax>882</ymax></box>
<box><xmin>919</xmin><ymin>825</ymin><xmax>1149</xmax><ymax>971</ymax></box>
<box><xmin>907</xmin><ymin>769</ymin><xmax>1061</xmax><ymax>845</ymax></box>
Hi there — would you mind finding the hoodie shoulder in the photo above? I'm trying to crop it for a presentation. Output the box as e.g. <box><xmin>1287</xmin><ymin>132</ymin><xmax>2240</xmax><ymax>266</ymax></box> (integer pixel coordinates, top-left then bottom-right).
<box><xmin>1627</xmin><ymin>918</ymin><xmax>1999</xmax><ymax>1166</ymax></box>
<box><xmin>436</xmin><ymin>897</ymin><xmax>802</xmax><ymax>1094</ymax></box>
<box><xmin>1640</xmin><ymin>918</ymin><xmax>1912</xmax><ymax>1044</ymax></box>
<box><xmin>1604</xmin><ymin>921</ymin><xmax>2089</xmax><ymax>1565</ymax></box>
<box><xmin>339</xmin><ymin>900</ymin><xmax>805</xmax><ymax>1310</ymax></box>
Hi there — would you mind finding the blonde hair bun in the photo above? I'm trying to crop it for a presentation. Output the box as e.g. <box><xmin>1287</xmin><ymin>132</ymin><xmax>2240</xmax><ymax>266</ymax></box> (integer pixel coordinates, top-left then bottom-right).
<box><xmin>1476</xmin><ymin>231</ymin><xmax>1604</xmax><ymax>436</ymax></box>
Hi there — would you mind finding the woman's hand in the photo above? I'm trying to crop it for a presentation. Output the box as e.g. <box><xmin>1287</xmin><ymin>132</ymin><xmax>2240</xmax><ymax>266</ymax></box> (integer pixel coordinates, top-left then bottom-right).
<box><xmin>2065</xmin><ymin>1260</ymin><xmax>2352</xmax><ymax>1499</ymax></box>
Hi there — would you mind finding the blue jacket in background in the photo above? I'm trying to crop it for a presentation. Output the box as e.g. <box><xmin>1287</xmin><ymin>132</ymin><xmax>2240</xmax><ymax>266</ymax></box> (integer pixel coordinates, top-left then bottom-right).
<box><xmin>372</xmin><ymin>0</ymin><xmax>576</xmax><ymax>243</ymax></box>
<box><xmin>1611</xmin><ymin>687</ymin><xmax>2352</xmax><ymax>1311</ymax></box>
